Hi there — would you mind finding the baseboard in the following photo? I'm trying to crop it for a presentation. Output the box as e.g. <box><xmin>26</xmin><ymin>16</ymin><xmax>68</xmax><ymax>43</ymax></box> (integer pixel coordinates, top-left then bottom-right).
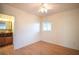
<box><xmin>42</xmin><ymin>40</ymin><xmax>79</xmax><ymax>51</ymax></box>
<box><xmin>14</xmin><ymin>40</ymin><xmax>40</xmax><ymax>50</ymax></box>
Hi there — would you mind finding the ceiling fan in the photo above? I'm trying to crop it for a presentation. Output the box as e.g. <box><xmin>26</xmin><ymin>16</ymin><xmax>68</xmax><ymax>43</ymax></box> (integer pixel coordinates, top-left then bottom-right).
<box><xmin>38</xmin><ymin>3</ymin><xmax>49</xmax><ymax>14</ymax></box>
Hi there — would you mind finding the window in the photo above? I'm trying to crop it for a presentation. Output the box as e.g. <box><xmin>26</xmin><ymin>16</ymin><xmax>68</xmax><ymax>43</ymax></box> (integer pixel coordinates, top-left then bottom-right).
<box><xmin>34</xmin><ymin>22</ymin><xmax>40</xmax><ymax>32</ymax></box>
<box><xmin>43</xmin><ymin>21</ymin><xmax>52</xmax><ymax>31</ymax></box>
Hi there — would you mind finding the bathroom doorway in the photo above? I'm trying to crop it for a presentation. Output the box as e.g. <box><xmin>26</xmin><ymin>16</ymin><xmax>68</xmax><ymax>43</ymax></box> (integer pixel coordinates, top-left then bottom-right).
<box><xmin>0</xmin><ymin>14</ymin><xmax>15</xmax><ymax>47</ymax></box>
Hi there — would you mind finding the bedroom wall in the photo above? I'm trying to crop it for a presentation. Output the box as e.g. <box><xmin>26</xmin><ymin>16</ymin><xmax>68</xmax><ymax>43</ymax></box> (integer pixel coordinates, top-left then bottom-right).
<box><xmin>0</xmin><ymin>4</ymin><xmax>40</xmax><ymax>49</ymax></box>
<box><xmin>41</xmin><ymin>9</ymin><xmax>79</xmax><ymax>50</ymax></box>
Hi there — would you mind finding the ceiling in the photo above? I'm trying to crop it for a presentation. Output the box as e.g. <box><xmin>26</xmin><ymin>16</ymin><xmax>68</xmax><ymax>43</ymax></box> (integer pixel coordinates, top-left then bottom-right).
<box><xmin>2</xmin><ymin>3</ymin><xmax>79</xmax><ymax>16</ymax></box>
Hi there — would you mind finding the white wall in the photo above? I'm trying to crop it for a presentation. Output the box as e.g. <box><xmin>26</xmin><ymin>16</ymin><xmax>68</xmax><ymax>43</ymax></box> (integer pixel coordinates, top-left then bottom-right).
<box><xmin>41</xmin><ymin>9</ymin><xmax>79</xmax><ymax>50</ymax></box>
<box><xmin>0</xmin><ymin>4</ymin><xmax>40</xmax><ymax>49</ymax></box>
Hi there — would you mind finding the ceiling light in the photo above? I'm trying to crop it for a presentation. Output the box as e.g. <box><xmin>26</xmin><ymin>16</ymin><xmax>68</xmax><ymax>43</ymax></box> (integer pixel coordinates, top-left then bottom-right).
<box><xmin>39</xmin><ymin>3</ymin><xmax>48</xmax><ymax>14</ymax></box>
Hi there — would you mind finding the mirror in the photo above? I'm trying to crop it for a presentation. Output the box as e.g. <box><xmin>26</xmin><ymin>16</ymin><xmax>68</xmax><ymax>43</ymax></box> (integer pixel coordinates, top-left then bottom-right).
<box><xmin>0</xmin><ymin>14</ymin><xmax>14</xmax><ymax>33</ymax></box>
<box><xmin>0</xmin><ymin>21</ymin><xmax>12</xmax><ymax>33</ymax></box>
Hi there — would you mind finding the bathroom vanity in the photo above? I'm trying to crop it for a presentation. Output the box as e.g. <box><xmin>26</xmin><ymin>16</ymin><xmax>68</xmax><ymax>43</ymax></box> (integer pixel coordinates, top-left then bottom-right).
<box><xmin>0</xmin><ymin>32</ymin><xmax>13</xmax><ymax>46</ymax></box>
<box><xmin>0</xmin><ymin>21</ymin><xmax>13</xmax><ymax>47</ymax></box>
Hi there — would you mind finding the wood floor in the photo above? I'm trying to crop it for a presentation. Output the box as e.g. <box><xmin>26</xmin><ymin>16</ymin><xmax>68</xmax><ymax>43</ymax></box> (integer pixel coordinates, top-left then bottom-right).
<box><xmin>0</xmin><ymin>41</ymin><xmax>79</xmax><ymax>55</ymax></box>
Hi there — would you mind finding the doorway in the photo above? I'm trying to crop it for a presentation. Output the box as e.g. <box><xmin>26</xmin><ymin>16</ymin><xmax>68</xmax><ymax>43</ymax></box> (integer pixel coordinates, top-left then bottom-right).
<box><xmin>0</xmin><ymin>14</ymin><xmax>15</xmax><ymax>47</ymax></box>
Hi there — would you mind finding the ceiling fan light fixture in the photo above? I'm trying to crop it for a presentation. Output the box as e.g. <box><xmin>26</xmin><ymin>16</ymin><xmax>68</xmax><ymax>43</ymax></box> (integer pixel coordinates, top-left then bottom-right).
<box><xmin>39</xmin><ymin>7</ymin><xmax>48</xmax><ymax>13</ymax></box>
<box><xmin>39</xmin><ymin>3</ymin><xmax>48</xmax><ymax>14</ymax></box>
